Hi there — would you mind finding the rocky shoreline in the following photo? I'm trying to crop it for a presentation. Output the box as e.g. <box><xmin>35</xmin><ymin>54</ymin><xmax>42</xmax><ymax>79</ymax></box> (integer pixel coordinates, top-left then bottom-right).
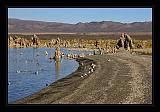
<box><xmin>9</xmin><ymin>33</ymin><xmax>152</xmax><ymax>104</ymax></box>
<box><xmin>13</xmin><ymin>51</ymin><xmax>152</xmax><ymax>104</ymax></box>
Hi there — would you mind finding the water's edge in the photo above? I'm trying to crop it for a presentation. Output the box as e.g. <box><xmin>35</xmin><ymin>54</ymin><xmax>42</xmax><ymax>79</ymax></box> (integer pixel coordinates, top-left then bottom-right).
<box><xmin>13</xmin><ymin>57</ymin><xmax>96</xmax><ymax>104</ymax></box>
<box><xmin>8</xmin><ymin>47</ymin><xmax>94</xmax><ymax>103</ymax></box>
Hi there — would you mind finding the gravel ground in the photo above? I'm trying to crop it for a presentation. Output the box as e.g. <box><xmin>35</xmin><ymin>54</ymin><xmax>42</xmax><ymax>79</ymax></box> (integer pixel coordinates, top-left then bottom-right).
<box><xmin>14</xmin><ymin>51</ymin><xmax>152</xmax><ymax>104</ymax></box>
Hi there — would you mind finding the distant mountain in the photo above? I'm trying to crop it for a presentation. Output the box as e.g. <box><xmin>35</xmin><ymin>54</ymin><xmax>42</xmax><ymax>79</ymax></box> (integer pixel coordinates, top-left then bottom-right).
<box><xmin>8</xmin><ymin>18</ymin><xmax>152</xmax><ymax>33</ymax></box>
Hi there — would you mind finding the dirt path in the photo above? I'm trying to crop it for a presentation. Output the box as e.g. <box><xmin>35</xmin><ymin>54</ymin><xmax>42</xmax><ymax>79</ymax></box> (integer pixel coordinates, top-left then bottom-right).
<box><xmin>15</xmin><ymin>51</ymin><xmax>152</xmax><ymax>104</ymax></box>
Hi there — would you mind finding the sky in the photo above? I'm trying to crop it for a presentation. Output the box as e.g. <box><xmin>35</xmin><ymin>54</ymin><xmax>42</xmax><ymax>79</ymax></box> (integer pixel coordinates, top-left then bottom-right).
<box><xmin>8</xmin><ymin>8</ymin><xmax>152</xmax><ymax>24</ymax></box>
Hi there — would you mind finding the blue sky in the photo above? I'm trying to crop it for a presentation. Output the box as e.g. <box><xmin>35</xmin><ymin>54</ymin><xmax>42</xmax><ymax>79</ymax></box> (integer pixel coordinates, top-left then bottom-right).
<box><xmin>8</xmin><ymin>8</ymin><xmax>152</xmax><ymax>24</ymax></box>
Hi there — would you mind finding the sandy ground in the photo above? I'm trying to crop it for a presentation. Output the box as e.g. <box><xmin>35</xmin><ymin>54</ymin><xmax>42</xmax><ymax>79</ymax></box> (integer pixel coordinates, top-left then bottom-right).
<box><xmin>14</xmin><ymin>50</ymin><xmax>152</xmax><ymax>104</ymax></box>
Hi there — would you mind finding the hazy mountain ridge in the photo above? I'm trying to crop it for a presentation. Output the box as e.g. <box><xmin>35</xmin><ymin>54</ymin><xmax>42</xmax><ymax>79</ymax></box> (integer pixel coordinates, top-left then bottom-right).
<box><xmin>8</xmin><ymin>18</ymin><xmax>152</xmax><ymax>33</ymax></box>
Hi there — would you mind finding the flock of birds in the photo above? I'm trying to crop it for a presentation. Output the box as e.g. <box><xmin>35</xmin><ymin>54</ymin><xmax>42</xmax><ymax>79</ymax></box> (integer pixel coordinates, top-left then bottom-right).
<box><xmin>9</xmin><ymin>48</ymin><xmax>113</xmax><ymax>87</ymax></box>
<box><xmin>8</xmin><ymin>50</ymin><xmax>96</xmax><ymax>87</ymax></box>
<box><xmin>10</xmin><ymin>54</ymin><xmax>111</xmax><ymax>85</ymax></box>
<box><xmin>9</xmin><ymin>49</ymin><xmax>111</xmax><ymax>87</ymax></box>
<box><xmin>79</xmin><ymin>58</ymin><xmax>111</xmax><ymax>79</ymax></box>
<box><xmin>80</xmin><ymin>63</ymin><xmax>96</xmax><ymax>78</ymax></box>
<box><xmin>8</xmin><ymin>51</ymin><xmax>49</xmax><ymax>86</ymax></box>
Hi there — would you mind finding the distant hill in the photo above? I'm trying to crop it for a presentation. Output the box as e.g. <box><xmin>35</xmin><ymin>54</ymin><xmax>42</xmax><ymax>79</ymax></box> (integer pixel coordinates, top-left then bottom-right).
<box><xmin>8</xmin><ymin>18</ymin><xmax>152</xmax><ymax>33</ymax></box>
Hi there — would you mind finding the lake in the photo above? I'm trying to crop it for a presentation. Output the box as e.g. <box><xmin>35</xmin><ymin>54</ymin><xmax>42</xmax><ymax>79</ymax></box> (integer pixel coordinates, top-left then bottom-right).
<box><xmin>8</xmin><ymin>47</ymin><xmax>93</xmax><ymax>103</ymax></box>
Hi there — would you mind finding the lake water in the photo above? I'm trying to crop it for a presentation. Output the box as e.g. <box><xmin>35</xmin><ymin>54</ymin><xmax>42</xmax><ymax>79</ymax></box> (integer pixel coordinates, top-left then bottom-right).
<box><xmin>8</xmin><ymin>47</ymin><xmax>93</xmax><ymax>103</ymax></box>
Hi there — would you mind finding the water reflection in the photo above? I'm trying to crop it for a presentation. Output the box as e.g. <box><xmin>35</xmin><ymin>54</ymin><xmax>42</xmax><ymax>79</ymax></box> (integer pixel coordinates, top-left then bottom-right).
<box><xmin>55</xmin><ymin>59</ymin><xmax>61</xmax><ymax>80</ymax></box>
<box><xmin>54</xmin><ymin>47</ymin><xmax>61</xmax><ymax>80</ymax></box>
<box><xmin>9</xmin><ymin>47</ymin><xmax>92</xmax><ymax>103</ymax></box>
<box><xmin>33</xmin><ymin>48</ymin><xmax>39</xmax><ymax>72</ymax></box>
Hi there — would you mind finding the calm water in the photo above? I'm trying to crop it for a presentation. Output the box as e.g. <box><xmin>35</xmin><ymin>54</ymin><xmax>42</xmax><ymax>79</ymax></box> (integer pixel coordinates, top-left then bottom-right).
<box><xmin>8</xmin><ymin>47</ymin><xmax>93</xmax><ymax>103</ymax></box>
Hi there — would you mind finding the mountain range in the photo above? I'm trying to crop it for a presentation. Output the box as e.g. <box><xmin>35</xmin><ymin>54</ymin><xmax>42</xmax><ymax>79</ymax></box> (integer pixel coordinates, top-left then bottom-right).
<box><xmin>8</xmin><ymin>18</ymin><xmax>152</xmax><ymax>33</ymax></box>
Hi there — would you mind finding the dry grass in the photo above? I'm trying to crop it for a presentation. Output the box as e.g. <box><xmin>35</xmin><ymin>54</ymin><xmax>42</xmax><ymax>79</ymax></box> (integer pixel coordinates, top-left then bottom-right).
<box><xmin>9</xmin><ymin>32</ymin><xmax>152</xmax><ymax>40</ymax></box>
<box><xmin>132</xmin><ymin>48</ymin><xmax>152</xmax><ymax>55</ymax></box>
<box><xmin>133</xmin><ymin>40</ymin><xmax>152</xmax><ymax>48</ymax></box>
<box><xmin>8</xmin><ymin>33</ymin><xmax>152</xmax><ymax>50</ymax></box>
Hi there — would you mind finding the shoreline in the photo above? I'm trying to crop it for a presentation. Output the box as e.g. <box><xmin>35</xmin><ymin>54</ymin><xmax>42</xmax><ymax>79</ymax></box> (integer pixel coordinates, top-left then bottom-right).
<box><xmin>67</xmin><ymin>47</ymin><xmax>97</xmax><ymax>51</ymax></box>
<box><xmin>13</xmin><ymin>52</ymin><xmax>152</xmax><ymax>104</ymax></box>
<box><xmin>14</xmin><ymin>57</ymin><xmax>96</xmax><ymax>104</ymax></box>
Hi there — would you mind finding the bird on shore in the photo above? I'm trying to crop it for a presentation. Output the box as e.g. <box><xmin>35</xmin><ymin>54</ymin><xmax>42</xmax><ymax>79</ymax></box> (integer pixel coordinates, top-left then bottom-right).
<box><xmin>107</xmin><ymin>59</ymin><xmax>111</xmax><ymax>62</ymax></box>
<box><xmin>91</xmin><ymin>63</ymin><xmax>96</xmax><ymax>69</ymax></box>
<box><xmin>84</xmin><ymin>73</ymin><xmax>87</xmax><ymax>76</ymax></box>
<box><xmin>81</xmin><ymin>75</ymin><xmax>84</xmax><ymax>78</ymax></box>
<box><xmin>89</xmin><ymin>67</ymin><xmax>94</xmax><ymax>73</ymax></box>
<box><xmin>80</xmin><ymin>62</ymin><xmax>84</xmax><ymax>66</ymax></box>
<box><xmin>91</xmin><ymin>68</ymin><xmax>94</xmax><ymax>73</ymax></box>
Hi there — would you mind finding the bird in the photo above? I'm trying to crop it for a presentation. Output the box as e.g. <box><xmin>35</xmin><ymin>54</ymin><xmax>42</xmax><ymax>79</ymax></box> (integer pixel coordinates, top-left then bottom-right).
<box><xmin>91</xmin><ymin>63</ymin><xmax>96</xmax><ymax>69</ymax></box>
<box><xmin>35</xmin><ymin>71</ymin><xmax>38</xmax><ymax>75</ymax></box>
<box><xmin>81</xmin><ymin>75</ymin><xmax>84</xmax><ymax>78</ymax></box>
<box><xmin>91</xmin><ymin>68</ymin><xmax>94</xmax><ymax>73</ymax></box>
<box><xmin>91</xmin><ymin>63</ymin><xmax>93</xmax><ymax>66</ymax></box>
<box><xmin>107</xmin><ymin>59</ymin><xmax>111</xmax><ymax>62</ymax></box>
<box><xmin>84</xmin><ymin>73</ymin><xmax>87</xmax><ymax>76</ymax></box>
<box><xmin>81</xmin><ymin>62</ymin><xmax>84</xmax><ymax>66</ymax></box>
<box><xmin>45</xmin><ymin>51</ymin><xmax>48</xmax><ymax>56</ymax></box>
<box><xmin>8</xmin><ymin>82</ymin><xmax>11</xmax><ymax>85</ymax></box>
<box><xmin>16</xmin><ymin>70</ymin><xmax>20</xmax><ymax>73</ymax></box>
<box><xmin>36</xmin><ymin>54</ymin><xmax>40</xmax><ymax>56</ymax></box>
<box><xmin>46</xmin><ymin>83</ymin><xmax>48</xmax><ymax>86</ymax></box>
<box><xmin>36</xmin><ymin>62</ymin><xmax>40</xmax><ymax>66</ymax></box>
